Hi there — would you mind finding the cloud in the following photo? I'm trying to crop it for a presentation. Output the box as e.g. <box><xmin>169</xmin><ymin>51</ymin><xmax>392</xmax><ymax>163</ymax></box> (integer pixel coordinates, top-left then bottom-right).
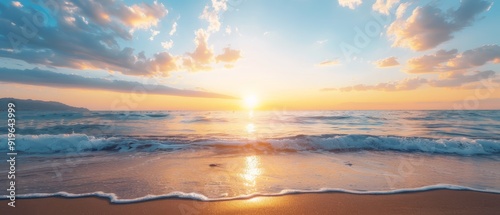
<box><xmin>387</xmin><ymin>0</ymin><xmax>492</xmax><ymax>51</ymax></box>
<box><xmin>216</xmin><ymin>47</ymin><xmax>242</xmax><ymax>64</ymax></box>
<box><xmin>333</xmin><ymin>99</ymin><xmax>500</xmax><ymax>110</ymax></box>
<box><xmin>0</xmin><ymin>67</ymin><xmax>235</xmax><ymax>99</ymax></box>
<box><xmin>68</xmin><ymin>0</ymin><xmax>168</xmax><ymax>31</ymax></box>
<box><xmin>338</xmin><ymin>0</ymin><xmax>362</xmax><ymax>10</ymax></box>
<box><xmin>182</xmin><ymin>0</ymin><xmax>242</xmax><ymax>71</ymax></box>
<box><xmin>183</xmin><ymin>29</ymin><xmax>215</xmax><ymax>71</ymax></box>
<box><xmin>0</xmin><ymin>1</ymin><xmax>180</xmax><ymax>76</ymax></box>
<box><xmin>407</xmin><ymin>45</ymin><xmax>500</xmax><ymax>73</ymax></box>
<box><xmin>11</xmin><ymin>1</ymin><xmax>22</xmax><ymax>8</ymax></box>
<box><xmin>446</xmin><ymin>45</ymin><xmax>500</xmax><ymax>70</ymax></box>
<box><xmin>316</xmin><ymin>40</ymin><xmax>328</xmax><ymax>45</ymax></box>
<box><xmin>406</xmin><ymin>49</ymin><xmax>458</xmax><ymax>73</ymax></box>
<box><xmin>200</xmin><ymin>0</ymin><xmax>227</xmax><ymax>33</ymax></box>
<box><xmin>149</xmin><ymin>29</ymin><xmax>160</xmax><ymax>41</ymax></box>
<box><xmin>183</xmin><ymin>29</ymin><xmax>242</xmax><ymax>71</ymax></box>
<box><xmin>317</xmin><ymin>59</ymin><xmax>341</xmax><ymax>67</ymax></box>
<box><xmin>0</xmin><ymin>0</ymin><xmax>241</xmax><ymax>76</ymax></box>
<box><xmin>375</xmin><ymin>56</ymin><xmax>399</xmax><ymax>68</ymax></box>
<box><xmin>118</xmin><ymin>1</ymin><xmax>168</xmax><ymax>29</ymax></box>
<box><xmin>169</xmin><ymin>22</ymin><xmax>177</xmax><ymax>36</ymax></box>
<box><xmin>395</xmin><ymin>2</ymin><xmax>411</xmax><ymax>19</ymax></box>
<box><xmin>225</xmin><ymin>25</ymin><xmax>232</xmax><ymax>35</ymax></box>
<box><xmin>333</xmin><ymin>77</ymin><xmax>427</xmax><ymax>92</ymax></box>
<box><xmin>372</xmin><ymin>0</ymin><xmax>399</xmax><ymax>15</ymax></box>
<box><xmin>161</xmin><ymin>40</ymin><xmax>174</xmax><ymax>50</ymax></box>
<box><xmin>322</xmin><ymin>70</ymin><xmax>497</xmax><ymax>92</ymax></box>
<box><xmin>429</xmin><ymin>70</ymin><xmax>496</xmax><ymax>87</ymax></box>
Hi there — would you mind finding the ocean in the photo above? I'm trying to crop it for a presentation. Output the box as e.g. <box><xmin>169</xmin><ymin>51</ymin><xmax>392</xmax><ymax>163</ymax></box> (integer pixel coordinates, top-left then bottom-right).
<box><xmin>1</xmin><ymin>110</ymin><xmax>499</xmax><ymax>202</ymax></box>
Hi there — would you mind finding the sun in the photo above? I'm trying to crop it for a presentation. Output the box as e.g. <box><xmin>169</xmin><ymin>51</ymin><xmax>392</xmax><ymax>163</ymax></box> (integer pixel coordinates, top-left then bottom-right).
<box><xmin>243</xmin><ymin>95</ymin><xmax>259</xmax><ymax>109</ymax></box>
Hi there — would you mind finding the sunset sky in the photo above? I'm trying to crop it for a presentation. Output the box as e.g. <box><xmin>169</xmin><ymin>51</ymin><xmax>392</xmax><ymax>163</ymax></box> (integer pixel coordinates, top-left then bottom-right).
<box><xmin>0</xmin><ymin>0</ymin><xmax>499</xmax><ymax>110</ymax></box>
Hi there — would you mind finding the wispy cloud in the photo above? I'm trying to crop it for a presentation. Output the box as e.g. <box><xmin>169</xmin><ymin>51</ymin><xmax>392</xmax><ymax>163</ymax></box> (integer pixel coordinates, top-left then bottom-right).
<box><xmin>317</xmin><ymin>59</ymin><xmax>341</xmax><ymax>67</ymax></box>
<box><xmin>169</xmin><ymin>21</ymin><xmax>178</xmax><ymax>36</ymax></box>
<box><xmin>322</xmin><ymin>70</ymin><xmax>497</xmax><ymax>92</ymax></box>
<box><xmin>225</xmin><ymin>25</ymin><xmax>232</xmax><ymax>35</ymax></box>
<box><xmin>149</xmin><ymin>29</ymin><xmax>160</xmax><ymax>41</ymax></box>
<box><xmin>0</xmin><ymin>68</ymin><xmax>235</xmax><ymax>99</ymax></box>
<box><xmin>372</xmin><ymin>0</ymin><xmax>399</xmax><ymax>15</ymax></box>
<box><xmin>332</xmin><ymin>77</ymin><xmax>427</xmax><ymax>92</ymax></box>
<box><xmin>375</xmin><ymin>56</ymin><xmax>399</xmax><ymax>68</ymax></box>
<box><xmin>316</xmin><ymin>39</ymin><xmax>328</xmax><ymax>45</ymax></box>
<box><xmin>429</xmin><ymin>70</ymin><xmax>496</xmax><ymax>88</ymax></box>
<box><xmin>200</xmin><ymin>0</ymin><xmax>227</xmax><ymax>33</ymax></box>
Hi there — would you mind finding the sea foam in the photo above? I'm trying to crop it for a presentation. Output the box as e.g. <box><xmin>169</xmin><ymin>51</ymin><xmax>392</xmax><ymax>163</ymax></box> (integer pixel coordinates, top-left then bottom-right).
<box><xmin>2</xmin><ymin>184</ymin><xmax>499</xmax><ymax>203</ymax></box>
<box><xmin>1</xmin><ymin>133</ymin><xmax>499</xmax><ymax>155</ymax></box>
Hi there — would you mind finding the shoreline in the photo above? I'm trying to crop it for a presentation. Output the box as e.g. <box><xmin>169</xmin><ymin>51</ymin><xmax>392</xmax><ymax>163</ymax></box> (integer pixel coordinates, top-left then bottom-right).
<box><xmin>1</xmin><ymin>190</ymin><xmax>499</xmax><ymax>214</ymax></box>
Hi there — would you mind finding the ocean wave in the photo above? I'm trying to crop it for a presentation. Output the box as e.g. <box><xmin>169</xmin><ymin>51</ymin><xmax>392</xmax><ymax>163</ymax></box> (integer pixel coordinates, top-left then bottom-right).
<box><xmin>2</xmin><ymin>184</ymin><xmax>499</xmax><ymax>203</ymax></box>
<box><xmin>0</xmin><ymin>134</ymin><xmax>183</xmax><ymax>154</ymax></box>
<box><xmin>5</xmin><ymin>111</ymin><xmax>172</xmax><ymax>122</ymax></box>
<box><xmin>181</xmin><ymin>116</ymin><xmax>229</xmax><ymax>123</ymax></box>
<box><xmin>297</xmin><ymin>115</ymin><xmax>351</xmax><ymax>121</ymax></box>
<box><xmin>1</xmin><ymin>134</ymin><xmax>499</xmax><ymax>155</ymax></box>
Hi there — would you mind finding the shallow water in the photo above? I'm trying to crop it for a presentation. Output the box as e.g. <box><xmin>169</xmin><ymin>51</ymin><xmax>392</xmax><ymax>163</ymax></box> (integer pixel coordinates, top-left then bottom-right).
<box><xmin>0</xmin><ymin>110</ymin><xmax>499</xmax><ymax>201</ymax></box>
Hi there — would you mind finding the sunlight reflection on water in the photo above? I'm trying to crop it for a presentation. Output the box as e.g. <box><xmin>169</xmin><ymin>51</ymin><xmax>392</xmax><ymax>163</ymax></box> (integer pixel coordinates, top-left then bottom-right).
<box><xmin>241</xmin><ymin>155</ymin><xmax>261</xmax><ymax>188</ymax></box>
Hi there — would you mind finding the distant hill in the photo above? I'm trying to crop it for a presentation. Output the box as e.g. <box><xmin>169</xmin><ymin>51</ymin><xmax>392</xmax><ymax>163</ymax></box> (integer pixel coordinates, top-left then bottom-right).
<box><xmin>0</xmin><ymin>98</ymin><xmax>89</xmax><ymax>112</ymax></box>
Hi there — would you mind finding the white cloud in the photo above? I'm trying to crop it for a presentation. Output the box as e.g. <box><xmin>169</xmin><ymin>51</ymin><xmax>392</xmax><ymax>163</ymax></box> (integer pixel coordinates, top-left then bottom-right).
<box><xmin>169</xmin><ymin>22</ymin><xmax>177</xmax><ymax>36</ymax></box>
<box><xmin>200</xmin><ymin>0</ymin><xmax>228</xmax><ymax>33</ymax></box>
<box><xmin>372</xmin><ymin>0</ymin><xmax>399</xmax><ymax>15</ymax></box>
<box><xmin>161</xmin><ymin>40</ymin><xmax>174</xmax><ymax>50</ymax></box>
<box><xmin>338</xmin><ymin>0</ymin><xmax>362</xmax><ymax>10</ymax></box>
<box><xmin>149</xmin><ymin>29</ymin><xmax>160</xmax><ymax>41</ymax></box>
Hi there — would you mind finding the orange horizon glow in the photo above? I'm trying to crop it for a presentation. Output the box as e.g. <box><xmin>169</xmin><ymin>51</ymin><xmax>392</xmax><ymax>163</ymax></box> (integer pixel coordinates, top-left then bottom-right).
<box><xmin>2</xmin><ymin>82</ymin><xmax>499</xmax><ymax>111</ymax></box>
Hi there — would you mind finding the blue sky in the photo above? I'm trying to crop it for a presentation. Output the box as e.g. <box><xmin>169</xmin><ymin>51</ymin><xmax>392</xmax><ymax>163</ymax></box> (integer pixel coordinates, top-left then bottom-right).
<box><xmin>0</xmin><ymin>0</ymin><xmax>499</xmax><ymax>110</ymax></box>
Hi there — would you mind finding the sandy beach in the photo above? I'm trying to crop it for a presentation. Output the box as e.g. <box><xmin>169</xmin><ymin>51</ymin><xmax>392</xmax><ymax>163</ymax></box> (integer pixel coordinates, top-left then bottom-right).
<box><xmin>1</xmin><ymin>190</ymin><xmax>499</xmax><ymax>215</ymax></box>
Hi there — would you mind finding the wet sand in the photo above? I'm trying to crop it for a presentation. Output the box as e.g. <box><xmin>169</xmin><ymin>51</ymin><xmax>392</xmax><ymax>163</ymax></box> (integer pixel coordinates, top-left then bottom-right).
<box><xmin>1</xmin><ymin>190</ymin><xmax>499</xmax><ymax>215</ymax></box>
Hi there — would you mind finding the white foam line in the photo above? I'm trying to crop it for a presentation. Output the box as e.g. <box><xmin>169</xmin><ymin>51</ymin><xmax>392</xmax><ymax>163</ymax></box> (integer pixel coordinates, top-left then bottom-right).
<box><xmin>2</xmin><ymin>184</ymin><xmax>499</xmax><ymax>203</ymax></box>
<box><xmin>2</xmin><ymin>133</ymin><xmax>499</xmax><ymax>155</ymax></box>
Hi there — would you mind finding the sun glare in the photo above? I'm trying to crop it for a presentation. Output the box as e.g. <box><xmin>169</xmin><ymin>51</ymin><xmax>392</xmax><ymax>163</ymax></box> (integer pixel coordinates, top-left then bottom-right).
<box><xmin>244</xmin><ymin>95</ymin><xmax>259</xmax><ymax>109</ymax></box>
